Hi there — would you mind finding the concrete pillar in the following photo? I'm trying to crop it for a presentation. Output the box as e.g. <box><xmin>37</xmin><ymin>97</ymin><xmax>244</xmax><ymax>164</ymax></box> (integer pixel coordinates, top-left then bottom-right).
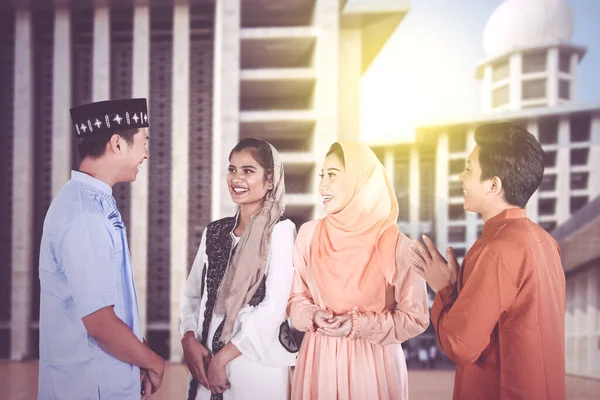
<box><xmin>11</xmin><ymin>8</ymin><xmax>34</xmax><ymax>361</ymax></box>
<box><xmin>465</xmin><ymin>128</ymin><xmax>478</xmax><ymax>245</ymax></box>
<box><xmin>569</xmin><ymin>53</ymin><xmax>578</xmax><ymax>101</ymax></box>
<box><xmin>51</xmin><ymin>7</ymin><xmax>72</xmax><ymax>196</ymax></box>
<box><xmin>92</xmin><ymin>4</ymin><xmax>110</xmax><ymax>101</ymax></box>
<box><xmin>482</xmin><ymin>65</ymin><xmax>492</xmax><ymax>112</ymax></box>
<box><xmin>547</xmin><ymin>48</ymin><xmax>559</xmax><ymax>107</ymax></box>
<box><xmin>435</xmin><ymin>132</ymin><xmax>449</xmax><ymax>251</ymax></box>
<box><xmin>587</xmin><ymin>267</ymin><xmax>599</xmax><ymax>378</ymax></box>
<box><xmin>130</xmin><ymin>1</ymin><xmax>150</xmax><ymax>337</ymax></box>
<box><xmin>383</xmin><ymin>148</ymin><xmax>394</xmax><ymax>185</ymax></box>
<box><xmin>383</xmin><ymin>147</ymin><xmax>396</xmax><ymax>226</ymax></box>
<box><xmin>211</xmin><ymin>0</ymin><xmax>240</xmax><ymax>221</ymax></box>
<box><xmin>556</xmin><ymin>117</ymin><xmax>570</xmax><ymax>224</ymax></box>
<box><xmin>170</xmin><ymin>1</ymin><xmax>190</xmax><ymax>361</ymax></box>
<box><xmin>509</xmin><ymin>53</ymin><xmax>522</xmax><ymax>110</ymax></box>
<box><xmin>565</xmin><ymin>277</ymin><xmax>575</xmax><ymax>374</ymax></box>
<box><xmin>312</xmin><ymin>0</ymin><xmax>339</xmax><ymax>219</ymax></box>
<box><xmin>526</xmin><ymin>120</ymin><xmax>539</xmax><ymax>222</ymax></box>
<box><xmin>574</xmin><ymin>272</ymin><xmax>586</xmax><ymax>375</ymax></box>
<box><xmin>409</xmin><ymin>147</ymin><xmax>420</xmax><ymax>239</ymax></box>
<box><xmin>338</xmin><ymin>25</ymin><xmax>361</xmax><ymax>142</ymax></box>
<box><xmin>588</xmin><ymin>114</ymin><xmax>600</xmax><ymax>200</ymax></box>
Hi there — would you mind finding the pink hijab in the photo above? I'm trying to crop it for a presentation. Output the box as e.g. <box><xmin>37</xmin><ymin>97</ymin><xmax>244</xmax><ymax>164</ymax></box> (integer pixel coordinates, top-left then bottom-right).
<box><xmin>310</xmin><ymin>141</ymin><xmax>400</xmax><ymax>313</ymax></box>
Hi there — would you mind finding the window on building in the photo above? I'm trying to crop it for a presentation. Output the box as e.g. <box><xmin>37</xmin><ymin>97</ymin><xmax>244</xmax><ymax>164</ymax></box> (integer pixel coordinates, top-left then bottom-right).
<box><xmin>522</xmin><ymin>79</ymin><xmax>546</xmax><ymax>100</ymax></box>
<box><xmin>448</xmin><ymin>127</ymin><xmax>467</xmax><ymax>153</ymax></box>
<box><xmin>448</xmin><ymin>226</ymin><xmax>466</xmax><ymax>243</ymax></box>
<box><xmin>540</xmin><ymin>221</ymin><xmax>557</xmax><ymax>232</ymax></box>
<box><xmin>539</xmin><ymin>198</ymin><xmax>556</xmax><ymax>215</ymax></box>
<box><xmin>477</xmin><ymin>225</ymin><xmax>484</xmax><ymax>237</ymax></box>
<box><xmin>523</xmin><ymin>51</ymin><xmax>547</xmax><ymax>73</ymax></box>
<box><xmin>570</xmin><ymin>196</ymin><xmax>588</xmax><ymax>214</ymax></box>
<box><xmin>559</xmin><ymin>79</ymin><xmax>570</xmax><ymax>100</ymax></box>
<box><xmin>570</xmin><ymin>113</ymin><xmax>591</xmax><ymax>142</ymax></box>
<box><xmin>449</xmin><ymin>204</ymin><xmax>465</xmax><ymax>220</ymax></box>
<box><xmin>453</xmin><ymin>248</ymin><xmax>466</xmax><ymax>258</ymax></box>
<box><xmin>449</xmin><ymin>159</ymin><xmax>465</xmax><ymax>175</ymax></box>
<box><xmin>285</xmin><ymin>172</ymin><xmax>310</xmax><ymax>194</ymax></box>
<box><xmin>544</xmin><ymin>151</ymin><xmax>557</xmax><ymax>167</ymax></box>
<box><xmin>538</xmin><ymin>117</ymin><xmax>559</xmax><ymax>144</ymax></box>
<box><xmin>570</xmin><ymin>172</ymin><xmax>589</xmax><ymax>190</ymax></box>
<box><xmin>540</xmin><ymin>174</ymin><xmax>556</xmax><ymax>192</ymax></box>
<box><xmin>559</xmin><ymin>51</ymin><xmax>571</xmax><ymax>73</ymax></box>
<box><xmin>449</xmin><ymin>181</ymin><xmax>463</xmax><ymax>198</ymax></box>
<box><xmin>570</xmin><ymin>148</ymin><xmax>589</xmax><ymax>166</ymax></box>
<box><xmin>492</xmin><ymin>85</ymin><xmax>509</xmax><ymax>108</ymax></box>
<box><xmin>492</xmin><ymin>60</ymin><xmax>509</xmax><ymax>82</ymax></box>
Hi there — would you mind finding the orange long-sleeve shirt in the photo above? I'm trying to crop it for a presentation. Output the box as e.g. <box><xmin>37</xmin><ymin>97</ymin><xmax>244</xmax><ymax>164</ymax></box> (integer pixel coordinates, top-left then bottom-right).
<box><xmin>431</xmin><ymin>209</ymin><xmax>566</xmax><ymax>400</ymax></box>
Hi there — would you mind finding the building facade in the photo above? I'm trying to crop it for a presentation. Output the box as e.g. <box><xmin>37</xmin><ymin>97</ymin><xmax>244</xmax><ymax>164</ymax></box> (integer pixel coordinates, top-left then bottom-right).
<box><xmin>0</xmin><ymin>0</ymin><xmax>409</xmax><ymax>361</ymax></box>
<box><xmin>370</xmin><ymin>0</ymin><xmax>600</xmax><ymax>379</ymax></box>
<box><xmin>372</xmin><ymin>105</ymin><xmax>600</xmax><ymax>260</ymax></box>
<box><xmin>553</xmin><ymin>196</ymin><xmax>600</xmax><ymax>379</ymax></box>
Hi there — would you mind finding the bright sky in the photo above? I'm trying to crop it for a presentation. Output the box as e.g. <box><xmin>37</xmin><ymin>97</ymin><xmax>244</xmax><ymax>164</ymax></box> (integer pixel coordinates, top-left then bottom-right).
<box><xmin>360</xmin><ymin>0</ymin><xmax>600</xmax><ymax>143</ymax></box>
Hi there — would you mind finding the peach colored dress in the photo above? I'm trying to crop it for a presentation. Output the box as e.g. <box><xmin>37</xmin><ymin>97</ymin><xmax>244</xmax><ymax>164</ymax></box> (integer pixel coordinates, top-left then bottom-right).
<box><xmin>288</xmin><ymin>220</ymin><xmax>429</xmax><ymax>400</ymax></box>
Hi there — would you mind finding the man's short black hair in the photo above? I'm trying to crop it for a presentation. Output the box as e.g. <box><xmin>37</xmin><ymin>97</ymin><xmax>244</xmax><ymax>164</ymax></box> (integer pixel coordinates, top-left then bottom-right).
<box><xmin>474</xmin><ymin>123</ymin><xmax>544</xmax><ymax>208</ymax></box>
<box><xmin>77</xmin><ymin>128</ymin><xmax>139</xmax><ymax>160</ymax></box>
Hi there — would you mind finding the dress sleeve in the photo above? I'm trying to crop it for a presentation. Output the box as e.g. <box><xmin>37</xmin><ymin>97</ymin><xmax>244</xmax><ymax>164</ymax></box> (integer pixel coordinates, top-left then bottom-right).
<box><xmin>60</xmin><ymin>213</ymin><xmax>120</xmax><ymax>319</ymax></box>
<box><xmin>180</xmin><ymin>228</ymin><xmax>209</xmax><ymax>338</ymax></box>
<box><xmin>352</xmin><ymin>231</ymin><xmax>430</xmax><ymax>345</ymax></box>
<box><xmin>430</xmin><ymin>247</ymin><xmax>518</xmax><ymax>364</ymax></box>
<box><xmin>229</xmin><ymin>220</ymin><xmax>297</xmax><ymax>365</ymax></box>
<box><xmin>286</xmin><ymin>221</ymin><xmax>319</xmax><ymax>332</ymax></box>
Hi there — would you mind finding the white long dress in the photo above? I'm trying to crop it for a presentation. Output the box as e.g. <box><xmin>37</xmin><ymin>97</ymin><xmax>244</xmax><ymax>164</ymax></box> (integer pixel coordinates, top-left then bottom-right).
<box><xmin>180</xmin><ymin>216</ymin><xmax>297</xmax><ymax>400</ymax></box>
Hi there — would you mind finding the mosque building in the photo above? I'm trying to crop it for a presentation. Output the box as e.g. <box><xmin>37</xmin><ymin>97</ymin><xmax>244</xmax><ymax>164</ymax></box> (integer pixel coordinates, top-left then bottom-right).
<box><xmin>0</xmin><ymin>0</ymin><xmax>410</xmax><ymax>361</ymax></box>
<box><xmin>369</xmin><ymin>0</ymin><xmax>600</xmax><ymax>379</ymax></box>
<box><xmin>0</xmin><ymin>0</ymin><xmax>597</xmax><ymax>379</ymax></box>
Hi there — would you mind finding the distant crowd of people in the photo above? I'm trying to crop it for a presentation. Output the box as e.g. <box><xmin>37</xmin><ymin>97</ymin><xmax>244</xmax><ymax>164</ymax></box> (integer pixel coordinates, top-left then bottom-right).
<box><xmin>404</xmin><ymin>342</ymin><xmax>446</xmax><ymax>369</ymax></box>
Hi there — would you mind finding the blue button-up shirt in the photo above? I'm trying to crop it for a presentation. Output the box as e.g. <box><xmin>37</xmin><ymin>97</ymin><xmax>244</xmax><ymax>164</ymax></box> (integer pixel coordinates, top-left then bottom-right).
<box><xmin>38</xmin><ymin>171</ymin><xmax>142</xmax><ymax>400</ymax></box>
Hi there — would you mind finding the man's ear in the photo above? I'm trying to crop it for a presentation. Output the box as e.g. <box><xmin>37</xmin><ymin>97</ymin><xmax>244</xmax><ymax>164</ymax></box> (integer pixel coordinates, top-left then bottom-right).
<box><xmin>107</xmin><ymin>134</ymin><xmax>121</xmax><ymax>154</ymax></box>
<box><xmin>489</xmin><ymin>176</ymin><xmax>503</xmax><ymax>196</ymax></box>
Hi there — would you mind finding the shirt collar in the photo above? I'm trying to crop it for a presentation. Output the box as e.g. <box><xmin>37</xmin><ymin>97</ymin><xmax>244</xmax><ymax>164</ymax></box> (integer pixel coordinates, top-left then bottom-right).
<box><xmin>483</xmin><ymin>208</ymin><xmax>526</xmax><ymax>234</ymax></box>
<box><xmin>71</xmin><ymin>170</ymin><xmax>113</xmax><ymax>196</ymax></box>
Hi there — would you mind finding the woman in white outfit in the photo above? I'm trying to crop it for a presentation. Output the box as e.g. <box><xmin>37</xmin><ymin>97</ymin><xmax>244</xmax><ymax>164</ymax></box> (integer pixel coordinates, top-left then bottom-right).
<box><xmin>180</xmin><ymin>138</ymin><xmax>297</xmax><ymax>400</ymax></box>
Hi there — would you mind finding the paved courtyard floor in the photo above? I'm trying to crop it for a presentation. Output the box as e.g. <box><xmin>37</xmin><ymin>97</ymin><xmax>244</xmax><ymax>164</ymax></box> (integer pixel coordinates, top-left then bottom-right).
<box><xmin>2</xmin><ymin>361</ymin><xmax>599</xmax><ymax>399</ymax></box>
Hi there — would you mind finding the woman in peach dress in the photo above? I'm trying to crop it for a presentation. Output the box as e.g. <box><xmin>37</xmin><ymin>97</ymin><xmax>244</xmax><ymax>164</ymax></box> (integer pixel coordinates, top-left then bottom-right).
<box><xmin>287</xmin><ymin>141</ymin><xmax>430</xmax><ymax>400</ymax></box>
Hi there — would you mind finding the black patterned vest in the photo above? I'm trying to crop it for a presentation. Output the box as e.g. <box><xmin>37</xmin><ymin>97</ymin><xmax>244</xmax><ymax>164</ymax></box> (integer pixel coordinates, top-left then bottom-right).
<box><xmin>188</xmin><ymin>217</ymin><xmax>266</xmax><ymax>400</ymax></box>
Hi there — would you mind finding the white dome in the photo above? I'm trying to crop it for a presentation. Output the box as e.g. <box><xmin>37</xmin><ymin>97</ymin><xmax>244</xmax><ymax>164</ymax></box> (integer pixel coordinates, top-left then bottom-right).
<box><xmin>483</xmin><ymin>0</ymin><xmax>574</xmax><ymax>57</ymax></box>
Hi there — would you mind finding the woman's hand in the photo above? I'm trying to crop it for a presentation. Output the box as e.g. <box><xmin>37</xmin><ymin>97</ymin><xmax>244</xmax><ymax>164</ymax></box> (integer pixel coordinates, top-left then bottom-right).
<box><xmin>207</xmin><ymin>353</ymin><xmax>230</xmax><ymax>395</ymax></box>
<box><xmin>313</xmin><ymin>309</ymin><xmax>339</xmax><ymax>329</ymax></box>
<box><xmin>181</xmin><ymin>332</ymin><xmax>211</xmax><ymax>389</ymax></box>
<box><xmin>317</xmin><ymin>313</ymin><xmax>353</xmax><ymax>337</ymax></box>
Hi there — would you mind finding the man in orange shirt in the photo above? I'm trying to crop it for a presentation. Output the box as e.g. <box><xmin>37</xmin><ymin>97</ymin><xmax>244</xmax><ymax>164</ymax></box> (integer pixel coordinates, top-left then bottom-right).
<box><xmin>410</xmin><ymin>123</ymin><xmax>566</xmax><ymax>400</ymax></box>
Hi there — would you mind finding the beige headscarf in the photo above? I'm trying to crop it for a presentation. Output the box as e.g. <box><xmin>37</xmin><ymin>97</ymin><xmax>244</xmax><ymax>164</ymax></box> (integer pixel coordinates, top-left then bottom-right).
<box><xmin>215</xmin><ymin>142</ymin><xmax>286</xmax><ymax>342</ymax></box>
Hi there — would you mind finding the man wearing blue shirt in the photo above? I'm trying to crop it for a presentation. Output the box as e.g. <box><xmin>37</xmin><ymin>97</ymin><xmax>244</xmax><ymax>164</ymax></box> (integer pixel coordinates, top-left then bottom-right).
<box><xmin>38</xmin><ymin>99</ymin><xmax>165</xmax><ymax>399</ymax></box>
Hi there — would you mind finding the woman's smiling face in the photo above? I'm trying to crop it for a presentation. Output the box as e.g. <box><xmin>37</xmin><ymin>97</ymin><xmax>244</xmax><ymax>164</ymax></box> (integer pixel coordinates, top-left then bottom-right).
<box><xmin>227</xmin><ymin>149</ymin><xmax>272</xmax><ymax>207</ymax></box>
<box><xmin>318</xmin><ymin>154</ymin><xmax>351</xmax><ymax>214</ymax></box>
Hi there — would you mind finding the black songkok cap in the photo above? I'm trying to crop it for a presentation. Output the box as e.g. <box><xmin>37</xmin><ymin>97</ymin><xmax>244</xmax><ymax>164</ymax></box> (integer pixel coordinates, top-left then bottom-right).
<box><xmin>70</xmin><ymin>98</ymin><xmax>149</xmax><ymax>137</ymax></box>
